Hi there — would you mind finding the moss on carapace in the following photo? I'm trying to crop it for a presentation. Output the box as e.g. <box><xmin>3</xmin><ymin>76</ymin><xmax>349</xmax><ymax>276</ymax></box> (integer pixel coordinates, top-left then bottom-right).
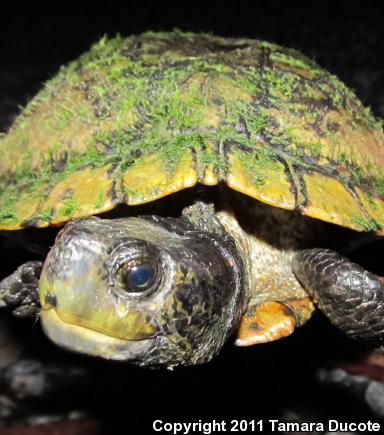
<box><xmin>0</xmin><ymin>31</ymin><xmax>383</xmax><ymax>232</ymax></box>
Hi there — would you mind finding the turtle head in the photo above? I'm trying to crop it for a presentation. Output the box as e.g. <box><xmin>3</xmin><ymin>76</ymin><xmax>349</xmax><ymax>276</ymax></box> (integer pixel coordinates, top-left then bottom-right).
<box><xmin>39</xmin><ymin>215</ymin><xmax>243</xmax><ymax>367</ymax></box>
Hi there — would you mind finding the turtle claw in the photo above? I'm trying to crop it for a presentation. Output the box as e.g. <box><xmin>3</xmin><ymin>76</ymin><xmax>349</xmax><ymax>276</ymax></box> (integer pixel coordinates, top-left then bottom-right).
<box><xmin>0</xmin><ymin>261</ymin><xmax>42</xmax><ymax>318</ymax></box>
<box><xmin>235</xmin><ymin>301</ymin><xmax>297</xmax><ymax>346</ymax></box>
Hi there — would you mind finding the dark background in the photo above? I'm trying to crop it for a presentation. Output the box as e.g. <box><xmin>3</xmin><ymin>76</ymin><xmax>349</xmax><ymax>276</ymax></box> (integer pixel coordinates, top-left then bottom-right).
<box><xmin>1</xmin><ymin>0</ymin><xmax>384</xmax><ymax>132</ymax></box>
<box><xmin>1</xmin><ymin>1</ymin><xmax>384</xmax><ymax>433</ymax></box>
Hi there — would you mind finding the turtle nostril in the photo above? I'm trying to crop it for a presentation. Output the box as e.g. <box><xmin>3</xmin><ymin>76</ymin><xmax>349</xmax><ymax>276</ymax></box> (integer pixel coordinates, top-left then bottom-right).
<box><xmin>45</xmin><ymin>293</ymin><xmax>57</xmax><ymax>307</ymax></box>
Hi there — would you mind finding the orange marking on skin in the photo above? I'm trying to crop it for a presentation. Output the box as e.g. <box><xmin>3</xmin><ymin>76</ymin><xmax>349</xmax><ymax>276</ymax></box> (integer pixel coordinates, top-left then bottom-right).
<box><xmin>235</xmin><ymin>300</ymin><xmax>297</xmax><ymax>346</ymax></box>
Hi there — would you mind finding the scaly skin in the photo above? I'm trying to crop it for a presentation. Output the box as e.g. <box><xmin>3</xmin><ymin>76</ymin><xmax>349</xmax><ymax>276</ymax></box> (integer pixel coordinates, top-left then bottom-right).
<box><xmin>0</xmin><ymin>261</ymin><xmax>42</xmax><ymax>317</ymax></box>
<box><xmin>293</xmin><ymin>249</ymin><xmax>384</xmax><ymax>351</ymax></box>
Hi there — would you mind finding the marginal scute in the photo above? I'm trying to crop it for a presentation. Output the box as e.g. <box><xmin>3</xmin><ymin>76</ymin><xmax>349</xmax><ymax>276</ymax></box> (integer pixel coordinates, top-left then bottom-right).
<box><xmin>36</xmin><ymin>165</ymin><xmax>117</xmax><ymax>226</ymax></box>
<box><xmin>0</xmin><ymin>31</ymin><xmax>383</xmax><ymax>232</ymax></box>
<box><xmin>300</xmin><ymin>172</ymin><xmax>371</xmax><ymax>230</ymax></box>
<box><xmin>9</xmin><ymin>196</ymin><xmax>42</xmax><ymax>230</ymax></box>
<box><xmin>226</xmin><ymin>148</ymin><xmax>296</xmax><ymax>210</ymax></box>
<box><xmin>122</xmin><ymin>151</ymin><xmax>197</xmax><ymax>205</ymax></box>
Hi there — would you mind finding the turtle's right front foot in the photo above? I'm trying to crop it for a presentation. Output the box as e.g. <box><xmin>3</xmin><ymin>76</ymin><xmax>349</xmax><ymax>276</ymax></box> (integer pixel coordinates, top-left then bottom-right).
<box><xmin>0</xmin><ymin>261</ymin><xmax>43</xmax><ymax>318</ymax></box>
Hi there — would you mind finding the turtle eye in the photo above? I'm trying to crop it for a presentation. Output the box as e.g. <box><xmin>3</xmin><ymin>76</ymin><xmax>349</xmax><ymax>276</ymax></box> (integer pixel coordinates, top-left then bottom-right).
<box><xmin>110</xmin><ymin>241</ymin><xmax>164</xmax><ymax>298</ymax></box>
<box><xmin>124</xmin><ymin>263</ymin><xmax>156</xmax><ymax>293</ymax></box>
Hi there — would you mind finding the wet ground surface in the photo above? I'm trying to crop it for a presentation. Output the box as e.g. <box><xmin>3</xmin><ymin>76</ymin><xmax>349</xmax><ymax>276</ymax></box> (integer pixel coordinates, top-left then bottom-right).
<box><xmin>0</xmin><ymin>1</ymin><xmax>384</xmax><ymax>433</ymax></box>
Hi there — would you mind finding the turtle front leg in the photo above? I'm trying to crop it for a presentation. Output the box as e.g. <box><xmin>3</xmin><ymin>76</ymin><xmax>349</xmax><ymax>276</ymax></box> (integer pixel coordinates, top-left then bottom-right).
<box><xmin>0</xmin><ymin>261</ymin><xmax>42</xmax><ymax>318</ymax></box>
<box><xmin>293</xmin><ymin>249</ymin><xmax>384</xmax><ymax>351</ymax></box>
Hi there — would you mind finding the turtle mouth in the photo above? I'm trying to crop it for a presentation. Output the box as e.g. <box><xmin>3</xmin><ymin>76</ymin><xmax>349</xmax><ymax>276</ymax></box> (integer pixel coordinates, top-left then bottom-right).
<box><xmin>40</xmin><ymin>308</ymin><xmax>158</xmax><ymax>361</ymax></box>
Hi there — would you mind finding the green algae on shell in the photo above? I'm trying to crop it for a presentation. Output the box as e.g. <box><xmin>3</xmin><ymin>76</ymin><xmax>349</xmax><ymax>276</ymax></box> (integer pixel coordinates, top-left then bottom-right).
<box><xmin>0</xmin><ymin>31</ymin><xmax>383</xmax><ymax>233</ymax></box>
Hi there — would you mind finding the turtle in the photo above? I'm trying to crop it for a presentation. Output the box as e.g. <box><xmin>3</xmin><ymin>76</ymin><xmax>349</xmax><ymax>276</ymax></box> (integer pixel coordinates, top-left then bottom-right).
<box><xmin>0</xmin><ymin>31</ymin><xmax>384</xmax><ymax>368</ymax></box>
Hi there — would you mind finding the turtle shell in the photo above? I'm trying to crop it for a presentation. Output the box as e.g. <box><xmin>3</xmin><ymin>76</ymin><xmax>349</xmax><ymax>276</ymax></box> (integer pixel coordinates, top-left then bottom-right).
<box><xmin>1</xmin><ymin>31</ymin><xmax>383</xmax><ymax>233</ymax></box>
